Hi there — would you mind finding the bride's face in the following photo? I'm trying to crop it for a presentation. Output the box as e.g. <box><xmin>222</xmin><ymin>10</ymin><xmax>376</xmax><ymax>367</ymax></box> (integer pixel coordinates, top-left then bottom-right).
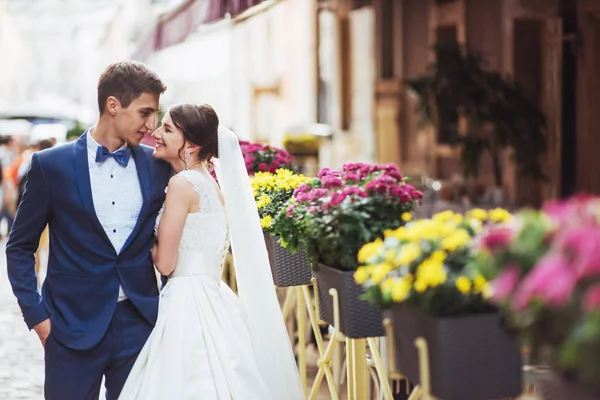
<box><xmin>152</xmin><ymin>111</ymin><xmax>185</xmax><ymax>162</ymax></box>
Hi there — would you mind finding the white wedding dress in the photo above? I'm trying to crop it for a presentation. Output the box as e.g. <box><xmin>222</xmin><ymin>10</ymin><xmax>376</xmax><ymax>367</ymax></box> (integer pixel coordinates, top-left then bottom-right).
<box><xmin>119</xmin><ymin>169</ymin><xmax>272</xmax><ymax>399</ymax></box>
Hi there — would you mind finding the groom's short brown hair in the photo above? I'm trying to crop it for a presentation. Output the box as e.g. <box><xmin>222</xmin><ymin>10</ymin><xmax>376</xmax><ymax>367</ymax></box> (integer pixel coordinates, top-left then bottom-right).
<box><xmin>97</xmin><ymin>61</ymin><xmax>167</xmax><ymax>114</ymax></box>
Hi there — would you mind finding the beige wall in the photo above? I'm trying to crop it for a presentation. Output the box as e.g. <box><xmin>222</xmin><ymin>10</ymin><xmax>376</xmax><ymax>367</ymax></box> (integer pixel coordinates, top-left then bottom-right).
<box><xmin>148</xmin><ymin>0</ymin><xmax>317</xmax><ymax>145</ymax></box>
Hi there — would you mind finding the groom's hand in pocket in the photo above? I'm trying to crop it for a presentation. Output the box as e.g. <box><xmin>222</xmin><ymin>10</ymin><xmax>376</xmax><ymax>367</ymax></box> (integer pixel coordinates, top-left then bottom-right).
<box><xmin>33</xmin><ymin>318</ymin><xmax>51</xmax><ymax>348</ymax></box>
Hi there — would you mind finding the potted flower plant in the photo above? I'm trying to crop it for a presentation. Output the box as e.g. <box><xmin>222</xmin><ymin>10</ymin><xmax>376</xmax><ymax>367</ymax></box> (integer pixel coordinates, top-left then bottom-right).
<box><xmin>251</xmin><ymin>169</ymin><xmax>312</xmax><ymax>287</ymax></box>
<box><xmin>357</xmin><ymin>209</ymin><xmax>522</xmax><ymax>399</ymax></box>
<box><xmin>474</xmin><ymin>195</ymin><xmax>600</xmax><ymax>399</ymax></box>
<box><xmin>277</xmin><ymin>162</ymin><xmax>422</xmax><ymax>338</ymax></box>
<box><xmin>240</xmin><ymin>141</ymin><xmax>296</xmax><ymax>175</ymax></box>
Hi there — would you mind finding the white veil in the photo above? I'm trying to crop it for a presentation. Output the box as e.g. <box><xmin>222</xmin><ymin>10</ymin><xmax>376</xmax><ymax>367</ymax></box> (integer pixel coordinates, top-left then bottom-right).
<box><xmin>213</xmin><ymin>126</ymin><xmax>304</xmax><ymax>400</ymax></box>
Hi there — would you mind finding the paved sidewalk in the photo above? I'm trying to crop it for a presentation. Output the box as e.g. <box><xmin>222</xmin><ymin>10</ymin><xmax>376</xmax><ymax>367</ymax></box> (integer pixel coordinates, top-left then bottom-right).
<box><xmin>0</xmin><ymin>239</ymin><xmax>45</xmax><ymax>399</ymax></box>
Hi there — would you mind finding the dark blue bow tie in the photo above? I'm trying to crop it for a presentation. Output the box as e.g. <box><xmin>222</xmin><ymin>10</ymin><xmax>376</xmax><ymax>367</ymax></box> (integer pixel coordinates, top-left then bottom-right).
<box><xmin>95</xmin><ymin>146</ymin><xmax>131</xmax><ymax>167</ymax></box>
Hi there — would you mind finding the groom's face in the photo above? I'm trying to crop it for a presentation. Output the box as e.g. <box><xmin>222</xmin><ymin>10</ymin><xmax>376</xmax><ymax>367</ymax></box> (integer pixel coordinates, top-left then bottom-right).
<box><xmin>114</xmin><ymin>92</ymin><xmax>160</xmax><ymax>147</ymax></box>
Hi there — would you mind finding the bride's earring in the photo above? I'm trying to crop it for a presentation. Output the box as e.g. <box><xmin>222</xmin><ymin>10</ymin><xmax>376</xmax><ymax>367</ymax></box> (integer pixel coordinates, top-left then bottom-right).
<box><xmin>184</xmin><ymin>148</ymin><xmax>190</xmax><ymax>170</ymax></box>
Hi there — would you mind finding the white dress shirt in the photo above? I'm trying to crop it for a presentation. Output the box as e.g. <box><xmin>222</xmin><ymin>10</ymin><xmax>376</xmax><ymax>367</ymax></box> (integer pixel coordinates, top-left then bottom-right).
<box><xmin>87</xmin><ymin>132</ymin><xmax>143</xmax><ymax>301</ymax></box>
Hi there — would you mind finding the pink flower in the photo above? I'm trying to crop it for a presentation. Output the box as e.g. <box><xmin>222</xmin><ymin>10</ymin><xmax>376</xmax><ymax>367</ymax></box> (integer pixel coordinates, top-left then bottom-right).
<box><xmin>322</xmin><ymin>177</ymin><xmax>343</xmax><ymax>189</ymax></box>
<box><xmin>258</xmin><ymin>162</ymin><xmax>268</xmax><ymax>171</ymax></box>
<box><xmin>412</xmin><ymin>190</ymin><xmax>423</xmax><ymax>200</ymax></box>
<box><xmin>293</xmin><ymin>184</ymin><xmax>310</xmax><ymax>196</ymax></box>
<box><xmin>513</xmin><ymin>253</ymin><xmax>576</xmax><ymax>310</ymax></box>
<box><xmin>286</xmin><ymin>205</ymin><xmax>295</xmax><ymax>217</ymax></box>
<box><xmin>491</xmin><ymin>265</ymin><xmax>520</xmax><ymax>301</ymax></box>
<box><xmin>330</xmin><ymin>192</ymin><xmax>347</xmax><ymax>207</ymax></box>
<box><xmin>558</xmin><ymin>226</ymin><xmax>600</xmax><ymax>279</ymax></box>
<box><xmin>542</xmin><ymin>194</ymin><xmax>594</xmax><ymax>224</ymax></box>
<box><xmin>342</xmin><ymin>186</ymin><xmax>368</xmax><ymax>198</ymax></box>
<box><xmin>295</xmin><ymin>193</ymin><xmax>309</xmax><ymax>203</ymax></box>
<box><xmin>583</xmin><ymin>284</ymin><xmax>600</xmax><ymax>312</ymax></box>
<box><xmin>342</xmin><ymin>172</ymin><xmax>362</xmax><ymax>183</ymax></box>
<box><xmin>318</xmin><ymin>168</ymin><xmax>341</xmax><ymax>179</ymax></box>
<box><xmin>481</xmin><ymin>227</ymin><xmax>514</xmax><ymax>254</ymax></box>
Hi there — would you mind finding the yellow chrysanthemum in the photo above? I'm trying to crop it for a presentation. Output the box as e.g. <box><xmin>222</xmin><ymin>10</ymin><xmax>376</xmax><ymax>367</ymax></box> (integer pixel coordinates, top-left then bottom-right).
<box><xmin>394</xmin><ymin>243</ymin><xmax>421</xmax><ymax>266</ymax></box>
<box><xmin>392</xmin><ymin>278</ymin><xmax>412</xmax><ymax>302</ymax></box>
<box><xmin>489</xmin><ymin>208</ymin><xmax>512</xmax><ymax>223</ymax></box>
<box><xmin>473</xmin><ymin>275</ymin><xmax>488</xmax><ymax>293</ymax></box>
<box><xmin>260</xmin><ymin>215</ymin><xmax>273</xmax><ymax>229</ymax></box>
<box><xmin>256</xmin><ymin>194</ymin><xmax>272</xmax><ymax>209</ymax></box>
<box><xmin>380</xmin><ymin>277</ymin><xmax>395</xmax><ymax>294</ymax></box>
<box><xmin>432</xmin><ymin>210</ymin><xmax>455</xmax><ymax>223</ymax></box>
<box><xmin>414</xmin><ymin>278</ymin><xmax>428</xmax><ymax>293</ymax></box>
<box><xmin>357</xmin><ymin>238</ymin><xmax>384</xmax><ymax>264</ymax></box>
<box><xmin>384</xmin><ymin>248</ymin><xmax>397</xmax><ymax>263</ymax></box>
<box><xmin>467</xmin><ymin>208</ymin><xmax>488</xmax><ymax>221</ymax></box>
<box><xmin>415</xmin><ymin>257</ymin><xmax>447</xmax><ymax>289</ymax></box>
<box><xmin>455</xmin><ymin>276</ymin><xmax>472</xmax><ymax>294</ymax></box>
<box><xmin>370</xmin><ymin>262</ymin><xmax>393</xmax><ymax>284</ymax></box>
<box><xmin>354</xmin><ymin>266</ymin><xmax>370</xmax><ymax>285</ymax></box>
<box><xmin>441</xmin><ymin>229</ymin><xmax>471</xmax><ymax>252</ymax></box>
<box><xmin>401</xmin><ymin>212</ymin><xmax>412</xmax><ymax>222</ymax></box>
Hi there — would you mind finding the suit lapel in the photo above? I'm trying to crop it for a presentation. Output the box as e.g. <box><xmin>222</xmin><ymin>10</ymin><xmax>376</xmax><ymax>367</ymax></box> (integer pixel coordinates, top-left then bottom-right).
<box><xmin>121</xmin><ymin>145</ymin><xmax>152</xmax><ymax>252</ymax></box>
<box><xmin>73</xmin><ymin>133</ymin><xmax>114</xmax><ymax>250</ymax></box>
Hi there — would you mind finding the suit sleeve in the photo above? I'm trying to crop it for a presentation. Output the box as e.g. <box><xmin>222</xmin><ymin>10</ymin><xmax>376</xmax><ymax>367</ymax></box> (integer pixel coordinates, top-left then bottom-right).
<box><xmin>6</xmin><ymin>153</ymin><xmax>51</xmax><ymax>329</ymax></box>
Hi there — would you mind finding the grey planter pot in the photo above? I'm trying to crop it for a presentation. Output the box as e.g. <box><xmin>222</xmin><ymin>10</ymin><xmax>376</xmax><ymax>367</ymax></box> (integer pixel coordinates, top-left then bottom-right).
<box><xmin>264</xmin><ymin>234</ymin><xmax>312</xmax><ymax>287</ymax></box>
<box><xmin>315</xmin><ymin>263</ymin><xmax>384</xmax><ymax>338</ymax></box>
<box><xmin>538</xmin><ymin>370</ymin><xmax>599</xmax><ymax>400</ymax></box>
<box><xmin>390</xmin><ymin>305</ymin><xmax>522</xmax><ymax>400</ymax></box>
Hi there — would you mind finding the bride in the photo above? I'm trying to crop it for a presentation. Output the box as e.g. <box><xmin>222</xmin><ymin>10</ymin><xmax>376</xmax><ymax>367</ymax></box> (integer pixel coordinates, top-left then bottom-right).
<box><xmin>118</xmin><ymin>104</ymin><xmax>303</xmax><ymax>399</ymax></box>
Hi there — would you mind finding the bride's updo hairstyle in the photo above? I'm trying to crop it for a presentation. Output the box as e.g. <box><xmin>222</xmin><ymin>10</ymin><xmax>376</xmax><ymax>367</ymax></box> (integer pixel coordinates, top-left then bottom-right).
<box><xmin>169</xmin><ymin>104</ymin><xmax>219</xmax><ymax>162</ymax></box>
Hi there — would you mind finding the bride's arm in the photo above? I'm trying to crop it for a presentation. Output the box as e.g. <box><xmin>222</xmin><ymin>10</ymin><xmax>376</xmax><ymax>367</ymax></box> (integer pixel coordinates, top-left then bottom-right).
<box><xmin>153</xmin><ymin>175</ymin><xmax>196</xmax><ymax>276</ymax></box>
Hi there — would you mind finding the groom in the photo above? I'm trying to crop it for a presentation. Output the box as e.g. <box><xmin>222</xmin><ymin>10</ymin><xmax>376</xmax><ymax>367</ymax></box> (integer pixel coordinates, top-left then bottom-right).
<box><xmin>6</xmin><ymin>61</ymin><xmax>172</xmax><ymax>399</ymax></box>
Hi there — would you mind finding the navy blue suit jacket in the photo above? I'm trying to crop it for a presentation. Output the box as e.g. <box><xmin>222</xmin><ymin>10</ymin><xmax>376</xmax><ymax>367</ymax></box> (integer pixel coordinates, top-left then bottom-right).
<box><xmin>6</xmin><ymin>133</ymin><xmax>171</xmax><ymax>350</ymax></box>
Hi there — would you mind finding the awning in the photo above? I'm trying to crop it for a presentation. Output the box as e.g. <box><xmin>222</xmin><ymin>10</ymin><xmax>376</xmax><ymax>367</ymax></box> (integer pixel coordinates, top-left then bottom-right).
<box><xmin>132</xmin><ymin>0</ymin><xmax>276</xmax><ymax>60</ymax></box>
<box><xmin>132</xmin><ymin>0</ymin><xmax>206</xmax><ymax>61</ymax></box>
<box><xmin>204</xmin><ymin>0</ymin><xmax>274</xmax><ymax>22</ymax></box>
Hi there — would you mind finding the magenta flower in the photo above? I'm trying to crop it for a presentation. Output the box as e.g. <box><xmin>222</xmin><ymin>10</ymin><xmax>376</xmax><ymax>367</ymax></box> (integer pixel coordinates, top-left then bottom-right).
<box><xmin>481</xmin><ymin>227</ymin><xmax>514</xmax><ymax>254</ymax></box>
<box><xmin>583</xmin><ymin>284</ymin><xmax>600</xmax><ymax>312</ymax></box>
<box><xmin>342</xmin><ymin>186</ymin><xmax>368</xmax><ymax>198</ymax></box>
<box><xmin>558</xmin><ymin>226</ymin><xmax>600</xmax><ymax>280</ymax></box>
<box><xmin>322</xmin><ymin>177</ymin><xmax>343</xmax><ymax>189</ymax></box>
<box><xmin>330</xmin><ymin>192</ymin><xmax>347</xmax><ymax>207</ymax></box>
<box><xmin>513</xmin><ymin>253</ymin><xmax>576</xmax><ymax>310</ymax></box>
<box><xmin>491</xmin><ymin>265</ymin><xmax>520</xmax><ymax>301</ymax></box>
<box><xmin>285</xmin><ymin>205</ymin><xmax>295</xmax><ymax>217</ymax></box>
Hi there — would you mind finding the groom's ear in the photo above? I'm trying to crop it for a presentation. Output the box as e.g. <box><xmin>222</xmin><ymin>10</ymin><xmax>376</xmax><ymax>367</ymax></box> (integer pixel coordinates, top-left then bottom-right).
<box><xmin>106</xmin><ymin>96</ymin><xmax>122</xmax><ymax>116</ymax></box>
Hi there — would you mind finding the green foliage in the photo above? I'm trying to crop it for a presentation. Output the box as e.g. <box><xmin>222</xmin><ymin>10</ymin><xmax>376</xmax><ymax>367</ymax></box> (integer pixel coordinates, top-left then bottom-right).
<box><xmin>405</xmin><ymin>42</ymin><xmax>547</xmax><ymax>186</ymax></box>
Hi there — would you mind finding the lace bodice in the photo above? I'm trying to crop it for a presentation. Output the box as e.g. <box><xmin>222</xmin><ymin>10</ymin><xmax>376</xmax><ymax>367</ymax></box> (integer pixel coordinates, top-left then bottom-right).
<box><xmin>155</xmin><ymin>169</ymin><xmax>230</xmax><ymax>278</ymax></box>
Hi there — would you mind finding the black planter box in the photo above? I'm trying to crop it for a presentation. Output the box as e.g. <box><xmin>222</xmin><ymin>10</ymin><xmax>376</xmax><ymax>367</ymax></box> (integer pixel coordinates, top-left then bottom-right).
<box><xmin>264</xmin><ymin>234</ymin><xmax>312</xmax><ymax>287</ymax></box>
<box><xmin>538</xmin><ymin>370</ymin><xmax>599</xmax><ymax>400</ymax></box>
<box><xmin>390</xmin><ymin>305</ymin><xmax>522</xmax><ymax>400</ymax></box>
<box><xmin>315</xmin><ymin>264</ymin><xmax>384</xmax><ymax>338</ymax></box>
